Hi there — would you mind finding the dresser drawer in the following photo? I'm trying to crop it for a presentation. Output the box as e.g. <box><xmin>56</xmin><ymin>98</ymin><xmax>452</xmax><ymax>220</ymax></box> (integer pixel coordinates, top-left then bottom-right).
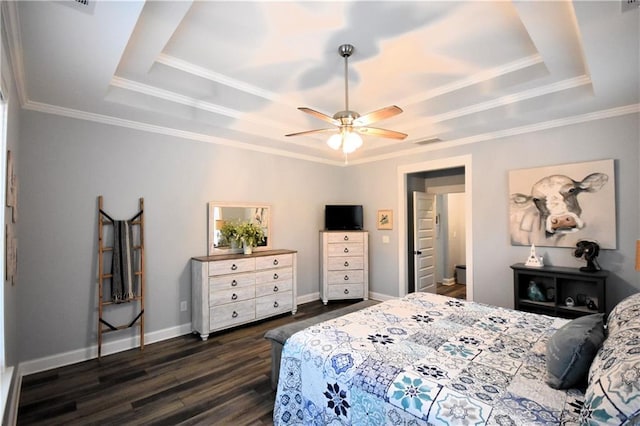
<box><xmin>327</xmin><ymin>256</ymin><xmax>364</xmax><ymax>271</ymax></box>
<box><xmin>327</xmin><ymin>284</ymin><xmax>364</xmax><ymax>299</ymax></box>
<box><xmin>328</xmin><ymin>270</ymin><xmax>364</xmax><ymax>285</ymax></box>
<box><xmin>208</xmin><ymin>272</ymin><xmax>255</xmax><ymax>291</ymax></box>
<box><xmin>256</xmin><ymin>254</ymin><xmax>293</xmax><ymax>270</ymax></box>
<box><xmin>208</xmin><ymin>258</ymin><xmax>255</xmax><ymax>276</ymax></box>
<box><xmin>256</xmin><ymin>292</ymin><xmax>293</xmax><ymax>317</ymax></box>
<box><xmin>327</xmin><ymin>232</ymin><xmax>365</xmax><ymax>244</ymax></box>
<box><xmin>256</xmin><ymin>267</ymin><xmax>293</xmax><ymax>285</ymax></box>
<box><xmin>327</xmin><ymin>243</ymin><xmax>364</xmax><ymax>257</ymax></box>
<box><xmin>210</xmin><ymin>286</ymin><xmax>255</xmax><ymax>306</ymax></box>
<box><xmin>255</xmin><ymin>280</ymin><xmax>292</xmax><ymax>298</ymax></box>
<box><xmin>210</xmin><ymin>299</ymin><xmax>255</xmax><ymax>330</ymax></box>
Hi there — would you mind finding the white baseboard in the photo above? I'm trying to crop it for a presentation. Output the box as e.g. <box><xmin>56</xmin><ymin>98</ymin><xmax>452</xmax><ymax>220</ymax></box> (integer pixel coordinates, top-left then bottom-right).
<box><xmin>297</xmin><ymin>291</ymin><xmax>394</xmax><ymax>304</ymax></box>
<box><xmin>297</xmin><ymin>292</ymin><xmax>320</xmax><ymax>305</ymax></box>
<box><xmin>19</xmin><ymin>323</ymin><xmax>193</xmax><ymax>376</ymax></box>
<box><xmin>16</xmin><ymin>291</ymin><xmax>394</xmax><ymax>377</ymax></box>
<box><xmin>369</xmin><ymin>291</ymin><xmax>395</xmax><ymax>302</ymax></box>
<box><xmin>1</xmin><ymin>365</ymin><xmax>14</xmax><ymax>426</ymax></box>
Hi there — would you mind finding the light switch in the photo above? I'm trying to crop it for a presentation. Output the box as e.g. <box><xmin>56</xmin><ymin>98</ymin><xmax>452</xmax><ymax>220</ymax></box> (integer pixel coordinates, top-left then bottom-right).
<box><xmin>382</xmin><ymin>235</ymin><xmax>390</xmax><ymax>243</ymax></box>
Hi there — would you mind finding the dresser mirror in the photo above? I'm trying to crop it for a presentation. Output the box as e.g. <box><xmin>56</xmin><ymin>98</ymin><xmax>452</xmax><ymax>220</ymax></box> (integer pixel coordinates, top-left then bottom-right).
<box><xmin>208</xmin><ymin>202</ymin><xmax>271</xmax><ymax>254</ymax></box>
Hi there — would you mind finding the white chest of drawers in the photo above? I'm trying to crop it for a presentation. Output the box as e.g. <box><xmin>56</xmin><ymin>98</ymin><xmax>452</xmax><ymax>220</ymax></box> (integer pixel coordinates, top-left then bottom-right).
<box><xmin>320</xmin><ymin>231</ymin><xmax>368</xmax><ymax>305</ymax></box>
<box><xmin>191</xmin><ymin>249</ymin><xmax>297</xmax><ymax>340</ymax></box>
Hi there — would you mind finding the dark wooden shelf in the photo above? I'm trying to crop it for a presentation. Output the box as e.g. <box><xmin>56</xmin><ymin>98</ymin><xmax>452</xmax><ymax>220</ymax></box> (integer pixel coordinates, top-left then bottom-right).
<box><xmin>511</xmin><ymin>263</ymin><xmax>607</xmax><ymax>318</ymax></box>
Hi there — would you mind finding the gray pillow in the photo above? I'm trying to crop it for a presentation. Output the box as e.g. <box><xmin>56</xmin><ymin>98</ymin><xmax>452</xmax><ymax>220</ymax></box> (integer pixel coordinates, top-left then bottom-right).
<box><xmin>545</xmin><ymin>313</ymin><xmax>605</xmax><ymax>389</ymax></box>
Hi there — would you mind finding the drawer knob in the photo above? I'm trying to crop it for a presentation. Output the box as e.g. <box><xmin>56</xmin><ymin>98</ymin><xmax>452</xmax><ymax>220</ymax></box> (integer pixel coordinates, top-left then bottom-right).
<box><xmin>273</xmin><ymin>259</ymin><xmax>279</xmax><ymax>265</ymax></box>
<box><xmin>273</xmin><ymin>273</ymin><xmax>279</xmax><ymax>280</ymax></box>
<box><xmin>231</xmin><ymin>264</ymin><xmax>238</xmax><ymax>271</ymax></box>
<box><xmin>273</xmin><ymin>301</ymin><xmax>279</xmax><ymax>308</ymax></box>
<box><xmin>232</xmin><ymin>311</ymin><xmax>238</xmax><ymax>318</ymax></box>
<box><xmin>344</xmin><ymin>235</ymin><xmax>349</xmax><ymax>241</ymax></box>
<box><xmin>344</xmin><ymin>248</ymin><xmax>349</xmax><ymax>253</ymax></box>
<box><xmin>344</xmin><ymin>289</ymin><xmax>350</xmax><ymax>295</ymax></box>
<box><xmin>231</xmin><ymin>293</ymin><xmax>238</xmax><ymax>300</ymax></box>
<box><xmin>231</xmin><ymin>280</ymin><xmax>238</xmax><ymax>287</ymax></box>
<box><xmin>273</xmin><ymin>285</ymin><xmax>279</xmax><ymax>292</ymax></box>
<box><xmin>344</xmin><ymin>261</ymin><xmax>349</xmax><ymax>267</ymax></box>
<box><xmin>344</xmin><ymin>275</ymin><xmax>349</xmax><ymax>281</ymax></box>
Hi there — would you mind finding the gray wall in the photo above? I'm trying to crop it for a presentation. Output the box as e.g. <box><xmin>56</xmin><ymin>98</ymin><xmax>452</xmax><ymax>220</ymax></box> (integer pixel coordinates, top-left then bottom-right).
<box><xmin>344</xmin><ymin>114</ymin><xmax>640</xmax><ymax>309</ymax></box>
<box><xmin>10</xmin><ymin>103</ymin><xmax>640</xmax><ymax>365</ymax></box>
<box><xmin>16</xmin><ymin>111</ymin><xmax>348</xmax><ymax>362</ymax></box>
<box><xmin>2</xmin><ymin>30</ymin><xmax>21</xmax><ymax>368</ymax></box>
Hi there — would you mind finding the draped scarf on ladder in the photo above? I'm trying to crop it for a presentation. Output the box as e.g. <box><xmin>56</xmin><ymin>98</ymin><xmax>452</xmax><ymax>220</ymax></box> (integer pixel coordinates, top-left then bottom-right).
<box><xmin>112</xmin><ymin>220</ymin><xmax>135</xmax><ymax>303</ymax></box>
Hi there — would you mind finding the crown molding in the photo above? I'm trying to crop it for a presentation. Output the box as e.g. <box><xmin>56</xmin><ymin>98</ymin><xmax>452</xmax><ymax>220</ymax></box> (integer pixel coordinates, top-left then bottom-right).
<box><xmin>401</xmin><ymin>54</ymin><xmax>545</xmax><ymax>106</ymax></box>
<box><xmin>1</xmin><ymin>0</ymin><xmax>28</xmax><ymax>106</ymax></box>
<box><xmin>349</xmin><ymin>103</ymin><xmax>640</xmax><ymax>165</ymax></box>
<box><xmin>156</xmin><ymin>53</ymin><xmax>280</xmax><ymax>102</ymax></box>
<box><xmin>426</xmin><ymin>75</ymin><xmax>592</xmax><ymax>124</ymax></box>
<box><xmin>23</xmin><ymin>100</ymin><xmax>343</xmax><ymax>166</ymax></box>
<box><xmin>24</xmin><ymin>99</ymin><xmax>637</xmax><ymax>168</ymax></box>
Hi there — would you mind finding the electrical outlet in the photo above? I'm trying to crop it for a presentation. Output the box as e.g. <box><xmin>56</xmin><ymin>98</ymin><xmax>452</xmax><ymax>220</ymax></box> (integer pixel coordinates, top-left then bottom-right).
<box><xmin>180</xmin><ymin>301</ymin><xmax>187</xmax><ymax>312</ymax></box>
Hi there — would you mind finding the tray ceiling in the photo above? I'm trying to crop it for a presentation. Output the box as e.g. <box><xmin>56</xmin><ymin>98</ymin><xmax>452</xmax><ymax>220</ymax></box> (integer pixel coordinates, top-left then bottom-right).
<box><xmin>4</xmin><ymin>0</ymin><xmax>639</xmax><ymax>165</ymax></box>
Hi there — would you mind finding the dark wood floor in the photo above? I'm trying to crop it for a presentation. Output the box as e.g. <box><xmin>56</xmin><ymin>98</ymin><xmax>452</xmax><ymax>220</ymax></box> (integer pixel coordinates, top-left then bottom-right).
<box><xmin>17</xmin><ymin>299</ymin><xmax>356</xmax><ymax>426</ymax></box>
<box><xmin>437</xmin><ymin>282</ymin><xmax>466</xmax><ymax>300</ymax></box>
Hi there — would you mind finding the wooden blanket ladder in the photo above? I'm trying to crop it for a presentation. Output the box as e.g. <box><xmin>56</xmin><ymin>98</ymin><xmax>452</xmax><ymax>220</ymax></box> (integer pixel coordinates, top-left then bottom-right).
<box><xmin>97</xmin><ymin>195</ymin><xmax>145</xmax><ymax>358</ymax></box>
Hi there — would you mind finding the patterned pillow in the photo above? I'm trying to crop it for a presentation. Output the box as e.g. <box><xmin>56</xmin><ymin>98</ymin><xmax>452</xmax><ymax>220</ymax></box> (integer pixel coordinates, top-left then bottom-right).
<box><xmin>580</xmin><ymin>296</ymin><xmax>640</xmax><ymax>424</ymax></box>
<box><xmin>606</xmin><ymin>292</ymin><xmax>640</xmax><ymax>336</ymax></box>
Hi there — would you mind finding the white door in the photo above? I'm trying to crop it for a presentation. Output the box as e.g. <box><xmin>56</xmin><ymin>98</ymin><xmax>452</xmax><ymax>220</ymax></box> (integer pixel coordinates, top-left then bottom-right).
<box><xmin>413</xmin><ymin>192</ymin><xmax>436</xmax><ymax>293</ymax></box>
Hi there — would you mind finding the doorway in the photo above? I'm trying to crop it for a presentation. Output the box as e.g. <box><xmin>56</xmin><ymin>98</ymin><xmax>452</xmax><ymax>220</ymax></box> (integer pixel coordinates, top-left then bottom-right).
<box><xmin>397</xmin><ymin>155</ymin><xmax>473</xmax><ymax>300</ymax></box>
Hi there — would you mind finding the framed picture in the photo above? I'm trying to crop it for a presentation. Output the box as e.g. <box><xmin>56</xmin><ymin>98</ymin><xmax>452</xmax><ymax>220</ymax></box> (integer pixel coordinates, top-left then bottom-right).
<box><xmin>6</xmin><ymin>150</ymin><xmax>16</xmax><ymax>208</ymax></box>
<box><xmin>377</xmin><ymin>209</ymin><xmax>393</xmax><ymax>230</ymax></box>
<box><xmin>509</xmin><ymin>159</ymin><xmax>616</xmax><ymax>248</ymax></box>
<box><xmin>5</xmin><ymin>224</ymin><xmax>16</xmax><ymax>285</ymax></box>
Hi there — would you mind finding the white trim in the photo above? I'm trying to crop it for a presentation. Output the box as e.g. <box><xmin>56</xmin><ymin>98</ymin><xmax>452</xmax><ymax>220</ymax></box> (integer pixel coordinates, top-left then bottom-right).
<box><xmin>23</xmin><ymin>100</ymin><xmax>343</xmax><ymax>166</ymax></box>
<box><xmin>348</xmin><ymin>104</ymin><xmax>640</xmax><ymax>166</ymax></box>
<box><xmin>296</xmin><ymin>292</ymin><xmax>320</xmax><ymax>305</ymax></box>
<box><xmin>369</xmin><ymin>292</ymin><xmax>396</xmax><ymax>302</ymax></box>
<box><xmin>19</xmin><ymin>323</ymin><xmax>192</xmax><ymax>376</ymax></box>
<box><xmin>397</xmin><ymin>155</ymin><xmax>473</xmax><ymax>301</ymax></box>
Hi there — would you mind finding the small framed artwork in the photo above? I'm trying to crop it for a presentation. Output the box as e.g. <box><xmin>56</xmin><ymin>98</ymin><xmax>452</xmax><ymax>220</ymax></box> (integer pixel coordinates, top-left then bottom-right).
<box><xmin>377</xmin><ymin>209</ymin><xmax>393</xmax><ymax>230</ymax></box>
<box><xmin>6</xmin><ymin>150</ymin><xmax>16</xmax><ymax>208</ymax></box>
<box><xmin>5</xmin><ymin>224</ymin><xmax>16</xmax><ymax>286</ymax></box>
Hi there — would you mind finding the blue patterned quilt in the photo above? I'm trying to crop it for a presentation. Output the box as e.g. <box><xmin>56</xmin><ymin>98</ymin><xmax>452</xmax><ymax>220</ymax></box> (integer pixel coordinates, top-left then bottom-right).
<box><xmin>274</xmin><ymin>292</ymin><xmax>585</xmax><ymax>425</ymax></box>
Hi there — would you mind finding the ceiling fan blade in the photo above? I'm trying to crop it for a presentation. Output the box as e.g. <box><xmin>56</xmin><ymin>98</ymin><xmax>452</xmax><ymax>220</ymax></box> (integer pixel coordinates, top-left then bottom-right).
<box><xmin>298</xmin><ymin>107</ymin><xmax>340</xmax><ymax>126</ymax></box>
<box><xmin>356</xmin><ymin>126</ymin><xmax>408</xmax><ymax>140</ymax></box>
<box><xmin>353</xmin><ymin>105</ymin><xmax>403</xmax><ymax>126</ymax></box>
<box><xmin>285</xmin><ymin>128</ymin><xmax>336</xmax><ymax>137</ymax></box>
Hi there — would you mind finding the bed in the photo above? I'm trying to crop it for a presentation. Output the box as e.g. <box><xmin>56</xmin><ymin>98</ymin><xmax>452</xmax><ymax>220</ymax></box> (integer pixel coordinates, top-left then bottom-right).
<box><xmin>273</xmin><ymin>291</ymin><xmax>640</xmax><ymax>425</ymax></box>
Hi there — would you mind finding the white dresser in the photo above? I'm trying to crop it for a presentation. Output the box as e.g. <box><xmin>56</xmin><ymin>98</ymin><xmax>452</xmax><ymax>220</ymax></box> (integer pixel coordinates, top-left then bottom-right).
<box><xmin>191</xmin><ymin>249</ymin><xmax>297</xmax><ymax>340</ymax></box>
<box><xmin>320</xmin><ymin>231</ymin><xmax>369</xmax><ymax>304</ymax></box>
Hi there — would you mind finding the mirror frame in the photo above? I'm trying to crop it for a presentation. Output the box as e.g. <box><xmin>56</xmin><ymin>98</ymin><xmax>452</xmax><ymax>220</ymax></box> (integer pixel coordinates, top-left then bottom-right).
<box><xmin>208</xmin><ymin>201</ymin><xmax>272</xmax><ymax>254</ymax></box>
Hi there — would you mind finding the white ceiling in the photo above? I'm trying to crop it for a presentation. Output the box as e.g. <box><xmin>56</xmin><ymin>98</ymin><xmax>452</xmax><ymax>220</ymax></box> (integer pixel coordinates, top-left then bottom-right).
<box><xmin>4</xmin><ymin>0</ymin><xmax>639</xmax><ymax>166</ymax></box>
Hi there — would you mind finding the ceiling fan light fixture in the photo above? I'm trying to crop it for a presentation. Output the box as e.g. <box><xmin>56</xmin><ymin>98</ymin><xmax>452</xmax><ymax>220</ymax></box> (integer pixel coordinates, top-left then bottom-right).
<box><xmin>342</xmin><ymin>132</ymin><xmax>362</xmax><ymax>153</ymax></box>
<box><xmin>327</xmin><ymin>133</ymin><xmax>342</xmax><ymax>150</ymax></box>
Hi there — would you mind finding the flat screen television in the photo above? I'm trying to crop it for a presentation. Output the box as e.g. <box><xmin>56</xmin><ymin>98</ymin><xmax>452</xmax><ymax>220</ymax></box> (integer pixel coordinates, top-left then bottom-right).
<box><xmin>325</xmin><ymin>205</ymin><xmax>363</xmax><ymax>230</ymax></box>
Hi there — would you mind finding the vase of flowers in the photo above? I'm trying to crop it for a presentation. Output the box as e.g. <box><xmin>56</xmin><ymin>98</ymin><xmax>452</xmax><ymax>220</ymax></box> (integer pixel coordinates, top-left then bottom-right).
<box><xmin>237</xmin><ymin>221</ymin><xmax>266</xmax><ymax>255</ymax></box>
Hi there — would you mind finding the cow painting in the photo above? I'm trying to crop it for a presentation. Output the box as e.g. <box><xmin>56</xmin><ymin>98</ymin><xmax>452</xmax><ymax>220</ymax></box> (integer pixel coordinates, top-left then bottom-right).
<box><xmin>509</xmin><ymin>160</ymin><xmax>616</xmax><ymax>248</ymax></box>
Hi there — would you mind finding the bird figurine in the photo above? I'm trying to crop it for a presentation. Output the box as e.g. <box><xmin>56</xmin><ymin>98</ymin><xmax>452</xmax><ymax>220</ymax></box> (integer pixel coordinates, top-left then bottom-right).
<box><xmin>527</xmin><ymin>281</ymin><xmax>546</xmax><ymax>302</ymax></box>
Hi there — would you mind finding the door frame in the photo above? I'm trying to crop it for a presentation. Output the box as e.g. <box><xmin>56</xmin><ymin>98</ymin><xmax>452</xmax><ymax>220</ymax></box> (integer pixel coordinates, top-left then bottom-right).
<box><xmin>397</xmin><ymin>155</ymin><xmax>473</xmax><ymax>300</ymax></box>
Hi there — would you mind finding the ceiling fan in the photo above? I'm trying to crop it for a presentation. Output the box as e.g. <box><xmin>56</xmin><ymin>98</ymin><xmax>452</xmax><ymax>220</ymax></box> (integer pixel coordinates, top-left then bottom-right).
<box><xmin>286</xmin><ymin>44</ymin><xmax>407</xmax><ymax>154</ymax></box>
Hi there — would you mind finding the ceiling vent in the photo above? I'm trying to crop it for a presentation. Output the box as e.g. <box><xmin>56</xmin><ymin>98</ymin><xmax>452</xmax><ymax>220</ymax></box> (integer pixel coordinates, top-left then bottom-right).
<box><xmin>622</xmin><ymin>0</ymin><xmax>639</xmax><ymax>12</ymax></box>
<box><xmin>413</xmin><ymin>137</ymin><xmax>442</xmax><ymax>145</ymax></box>
<box><xmin>59</xmin><ymin>0</ymin><xmax>96</xmax><ymax>14</ymax></box>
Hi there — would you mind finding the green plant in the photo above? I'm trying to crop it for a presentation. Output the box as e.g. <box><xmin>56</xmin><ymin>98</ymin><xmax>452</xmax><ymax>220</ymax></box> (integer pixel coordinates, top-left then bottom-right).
<box><xmin>236</xmin><ymin>221</ymin><xmax>265</xmax><ymax>248</ymax></box>
<box><xmin>219</xmin><ymin>220</ymin><xmax>241</xmax><ymax>247</ymax></box>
